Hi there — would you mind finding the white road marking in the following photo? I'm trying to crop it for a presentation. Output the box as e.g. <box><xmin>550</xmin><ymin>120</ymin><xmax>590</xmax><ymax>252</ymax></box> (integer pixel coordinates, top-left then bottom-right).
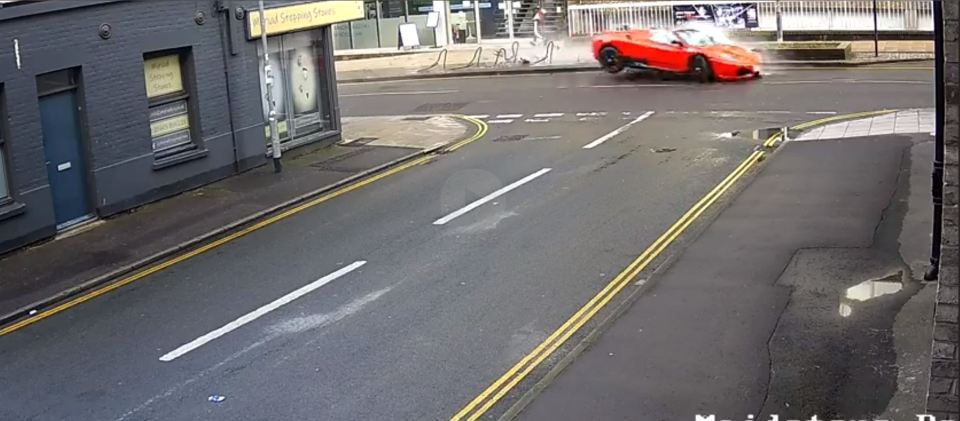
<box><xmin>533</xmin><ymin>113</ymin><xmax>564</xmax><ymax>118</ymax></box>
<box><xmin>527</xmin><ymin>136</ymin><xmax>562</xmax><ymax>141</ymax></box>
<box><xmin>497</xmin><ymin>114</ymin><xmax>523</xmax><ymax>119</ymax></box>
<box><xmin>575</xmin><ymin>85</ymin><xmax>682</xmax><ymax>88</ymax></box>
<box><xmin>467</xmin><ymin>114</ymin><xmax>490</xmax><ymax>119</ymax></box>
<box><xmin>576</xmin><ymin>112</ymin><xmax>607</xmax><ymax>117</ymax></box>
<box><xmin>857</xmin><ymin>80</ymin><xmax>930</xmax><ymax>84</ymax></box>
<box><xmin>763</xmin><ymin>80</ymin><xmax>826</xmax><ymax>85</ymax></box>
<box><xmin>158</xmin><ymin>261</ymin><xmax>367</xmax><ymax>362</ymax></box>
<box><xmin>488</xmin><ymin>119</ymin><xmax>515</xmax><ymax>124</ymax></box>
<box><xmin>582</xmin><ymin>111</ymin><xmax>655</xmax><ymax>149</ymax></box>
<box><xmin>807</xmin><ymin>111</ymin><xmax>838</xmax><ymax>115</ymax></box>
<box><xmin>756</xmin><ymin>110</ymin><xmax>792</xmax><ymax>114</ymax></box>
<box><xmin>524</xmin><ymin>118</ymin><xmax>551</xmax><ymax>123</ymax></box>
<box><xmin>580</xmin><ymin>117</ymin><xmax>601</xmax><ymax>121</ymax></box>
<box><xmin>340</xmin><ymin>90</ymin><xmax>459</xmax><ymax>97</ymax></box>
<box><xmin>763</xmin><ymin>79</ymin><xmax>928</xmax><ymax>86</ymax></box>
<box><xmin>433</xmin><ymin>168</ymin><xmax>552</xmax><ymax>225</ymax></box>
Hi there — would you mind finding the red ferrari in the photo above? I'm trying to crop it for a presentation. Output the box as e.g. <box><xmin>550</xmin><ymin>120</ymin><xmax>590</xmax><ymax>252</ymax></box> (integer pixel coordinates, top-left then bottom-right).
<box><xmin>592</xmin><ymin>28</ymin><xmax>762</xmax><ymax>82</ymax></box>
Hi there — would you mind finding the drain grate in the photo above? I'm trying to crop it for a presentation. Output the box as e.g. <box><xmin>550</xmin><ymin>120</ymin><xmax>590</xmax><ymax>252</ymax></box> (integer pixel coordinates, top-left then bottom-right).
<box><xmin>413</xmin><ymin>102</ymin><xmax>468</xmax><ymax>113</ymax></box>
<box><xmin>492</xmin><ymin>134</ymin><xmax>527</xmax><ymax>142</ymax></box>
<box><xmin>403</xmin><ymin>116</ymin><xmax>431</xmax><ymax>121</ymax></box>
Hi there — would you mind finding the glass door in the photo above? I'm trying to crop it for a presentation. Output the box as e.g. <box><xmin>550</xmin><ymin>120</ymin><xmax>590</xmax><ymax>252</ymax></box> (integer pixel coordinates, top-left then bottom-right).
<box><xmin>259</xmin><ymin>29</ymin><xmax>333</xmax><ymax>146</ymax></box>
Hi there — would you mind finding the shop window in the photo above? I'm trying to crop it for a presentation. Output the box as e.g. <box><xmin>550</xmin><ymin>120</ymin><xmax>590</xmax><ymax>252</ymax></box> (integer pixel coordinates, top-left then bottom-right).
<box><xmin>143</xmin><ymin>50</ymin><xmax>198</xmax><ymax>160</ymax></box>
<box><xmin>259</xmin><ymin>29</ymin><xmax>333</xmax><ymax>146</ymax></box>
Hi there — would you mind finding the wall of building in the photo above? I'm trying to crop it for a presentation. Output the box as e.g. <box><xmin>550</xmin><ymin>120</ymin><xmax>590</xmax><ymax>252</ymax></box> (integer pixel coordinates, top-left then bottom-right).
<box><xmin>0</xmin><ymin>0</ymin><xmax>280</xmax><ymax>254</ymax></box>
<box><xmin>928</xmin><ymin>0</ymin><xmax>959</xmax><ymax>418</ymax></box>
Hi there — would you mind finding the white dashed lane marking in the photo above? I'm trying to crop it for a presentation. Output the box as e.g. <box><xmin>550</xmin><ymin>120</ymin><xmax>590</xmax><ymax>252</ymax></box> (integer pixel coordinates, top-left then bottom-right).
<box><xmin>583</xmin><ymin>111</ymin><xmax>655</xmax><ymax>149</ymax></box>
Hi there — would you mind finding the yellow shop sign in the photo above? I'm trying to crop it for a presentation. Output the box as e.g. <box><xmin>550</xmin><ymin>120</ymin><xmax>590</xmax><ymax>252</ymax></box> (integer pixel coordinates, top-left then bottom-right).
<box><xmin>247</xmin><ymin>1</ymin><xmax>364</xmax><ymax>39</ymax></box>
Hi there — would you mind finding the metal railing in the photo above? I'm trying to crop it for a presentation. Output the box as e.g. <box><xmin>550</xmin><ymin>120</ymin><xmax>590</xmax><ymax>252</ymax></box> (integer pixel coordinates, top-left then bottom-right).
<box><xmin>568</xmin><ymin>0</ymin><xmax>934</xmax><ymax>37</ymax></box>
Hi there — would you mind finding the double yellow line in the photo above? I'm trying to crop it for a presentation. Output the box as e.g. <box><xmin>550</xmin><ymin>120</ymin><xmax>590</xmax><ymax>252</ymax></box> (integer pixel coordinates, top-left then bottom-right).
<box><xmin>0</xmin><ymin>115</ymin><xmax>488</xmax><ymax>337</ymax></box>
<box><xmin>454</xmin><ymin>108</ymin><xmax>906</xmax><ymax>420</ymax></box>
<box><xmin>451</xmin><ymin>149</ymin><xmax>766</xmax><ymax>421</ymax></box>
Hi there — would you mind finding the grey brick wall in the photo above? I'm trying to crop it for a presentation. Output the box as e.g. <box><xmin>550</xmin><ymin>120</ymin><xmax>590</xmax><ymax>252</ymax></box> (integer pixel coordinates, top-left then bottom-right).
<box><xmin>0</xmin><ymin>0</ymin><xmax>342</xmax><ymax>253</ymax></box>
<box><xmin>929</xmin><ymin>0</ymin><xmax>960</xmax><ymax>418</ymax></box>
<box><xmin>0</xmin><ymin>0</ymin><xmax>271</xmax><ymax>252</ymax></box>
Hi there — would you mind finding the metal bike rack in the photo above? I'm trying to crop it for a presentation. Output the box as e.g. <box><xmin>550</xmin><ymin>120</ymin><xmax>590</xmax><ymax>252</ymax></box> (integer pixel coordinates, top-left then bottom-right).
<box><xmin>419</xmin><ymin>48</ymin><xmax>449</xmax><ymax>73</ymax></box>
<box><xmin>530</xmin><ymin>40</ymin><xmax>555</xmax><ymax>65</ymax></box>
<box><xmin>450</xmin><ymin>46</ymin><xmax>484</xmax><ymax>71</ymax></box>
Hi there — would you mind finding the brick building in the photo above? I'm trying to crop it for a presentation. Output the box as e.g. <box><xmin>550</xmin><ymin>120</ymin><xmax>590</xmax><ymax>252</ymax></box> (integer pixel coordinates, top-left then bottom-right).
<box><xmin>0</xmin><ymin>0</ymin><xmax>358</xmax><ymax>254</ymax></box>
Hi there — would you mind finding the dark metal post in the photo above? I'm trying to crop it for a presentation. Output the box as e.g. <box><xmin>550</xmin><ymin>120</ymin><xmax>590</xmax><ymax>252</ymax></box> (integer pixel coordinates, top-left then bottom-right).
<box><xmin>375</xmin><ymin>0</ymin><xmax>383</xmax><ymax>48</ymax></box>
<box><xmin>258</xmin><ymin>0</ymin><xmax>282</xmax><ymax>173</ymax></box>
<box><xmin>775</xmin><ymin>0</ymin><xmax>783</xmax><ymax>43</ymax></box>
<box><xmin>926</xmin><ymin>0</ymin><xmax>944</xmax><ymax>281</ymax></box>
<box><xmin>872</xmin><ymin>0</ymin><xmax>879</xmax><ymax>57</ymax></box>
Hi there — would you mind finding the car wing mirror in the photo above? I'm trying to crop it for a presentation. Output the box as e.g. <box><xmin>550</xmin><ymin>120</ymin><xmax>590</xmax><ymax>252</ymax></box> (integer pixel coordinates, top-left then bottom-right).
<box><xmin>671</xmin><ymin>40</ymin><xmax>685</xmax><ymax>47</ymax></box>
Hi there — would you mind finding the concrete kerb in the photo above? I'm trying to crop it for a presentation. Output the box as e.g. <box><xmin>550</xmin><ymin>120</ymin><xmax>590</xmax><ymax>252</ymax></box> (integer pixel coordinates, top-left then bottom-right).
<box><xmin>0</xmin><ymin>115</ymin><xmax>487</xmax><ymax>331</ymax></box>
<box><xmin>337</xmin><ymin>58</ymin><xmax>932</xmax><ymax>84</ymax></box>
<box><xmin>762</xmin><ymin>109</ymin><xmax>900</xmax><ymax>148</ymax></box>
<box><xmin>495</xmin><ymin>110</ymin><xmax>902</xmax><ymax>421</ymax></box>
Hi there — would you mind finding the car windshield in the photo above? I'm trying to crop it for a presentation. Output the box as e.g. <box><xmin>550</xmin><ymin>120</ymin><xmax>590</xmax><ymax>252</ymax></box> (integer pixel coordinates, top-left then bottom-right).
<box><xmin>675</xmin><ymin>29</ymin><xmax>716</xmax><ymax>46</ymax></box>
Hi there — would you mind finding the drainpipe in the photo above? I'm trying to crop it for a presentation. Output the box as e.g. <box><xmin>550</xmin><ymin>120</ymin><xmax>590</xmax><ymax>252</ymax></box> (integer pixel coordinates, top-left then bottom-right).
<box><xmin>216</xmin><ymin>1</ymin><xmax>240</xmax><ymax>173</ymax></box>
<box><xmin>925</xmin><ymin>0</ymin><xmax>943</xmax><ymax>281</ymax></box>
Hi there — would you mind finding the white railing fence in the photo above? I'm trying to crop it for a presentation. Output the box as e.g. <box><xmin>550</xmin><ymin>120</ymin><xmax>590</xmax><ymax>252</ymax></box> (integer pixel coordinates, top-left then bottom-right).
<box><xmin>568</xmin><ymin>1</ymin><xmax>933</xmax><ymax>37</ymax></box>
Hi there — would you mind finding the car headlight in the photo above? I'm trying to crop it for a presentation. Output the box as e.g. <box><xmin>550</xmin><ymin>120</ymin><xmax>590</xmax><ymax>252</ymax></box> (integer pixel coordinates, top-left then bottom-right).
<box><xmin>720</xmin><ymin>53</ymin><xmax>739</xmax><ymax>62</ymax></box>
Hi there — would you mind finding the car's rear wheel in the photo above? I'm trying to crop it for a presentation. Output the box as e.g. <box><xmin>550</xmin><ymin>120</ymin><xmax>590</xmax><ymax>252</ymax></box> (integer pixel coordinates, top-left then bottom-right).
<box><xmin>691</xmin><ymin>55</ymin><xmax>713</xmax><ymax>83</ymax></box>
<box><xmin>599</xmin><ymin>46</ymin><xmax>625</xmax><ymax>74</ymax></box>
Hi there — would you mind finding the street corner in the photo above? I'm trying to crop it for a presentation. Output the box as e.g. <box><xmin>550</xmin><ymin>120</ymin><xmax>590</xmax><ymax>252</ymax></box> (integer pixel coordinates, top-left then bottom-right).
<box><xmin>340</xmin><ymin>114</ymin><xmax>482</xmax><ymax>151</ymax></box>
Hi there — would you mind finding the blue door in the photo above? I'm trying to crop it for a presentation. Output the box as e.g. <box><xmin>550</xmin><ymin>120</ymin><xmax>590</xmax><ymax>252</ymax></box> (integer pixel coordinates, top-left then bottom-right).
<box><xmin>39</xmin><ymin>90</ymin><xmax>91</xmax><ymax>227</ymax></box>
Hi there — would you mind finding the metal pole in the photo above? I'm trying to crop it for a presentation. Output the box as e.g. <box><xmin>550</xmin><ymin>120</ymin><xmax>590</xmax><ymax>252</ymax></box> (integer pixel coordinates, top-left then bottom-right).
<box><xmin>258</xmin><ymin>0</ymin><xmax>282</xmax><ymax>173</ymax></box>
<box><xmin>375</xmin><ymin>0</ymin><xmax>383</xmax><ymax>48</ymax></box>
<box><xmin>926</xmin><ymin>0</ymin><xmax>944</xmax><ymax>281</ymax></box>
<box><xmin>872</xmin><ymin>0</ymin><xmax>879</xmax><ymax>57</ymax></box>
<box><xmin>775</xmin><ymin>0</ymin><xmax>783</xmax><ymax>43</ymax></box>
<box><xmin>474</xmin><ymin>0</ymin><xmax>482</xmax><ymax>44</ymax></box>
<box><xmin>507</xmin><ymin>0</ymin><xmax>515</xmax><ymax>40</ymax></box>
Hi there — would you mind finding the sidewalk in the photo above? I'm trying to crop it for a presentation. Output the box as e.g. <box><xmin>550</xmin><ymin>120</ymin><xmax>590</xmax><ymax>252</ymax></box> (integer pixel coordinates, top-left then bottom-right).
<box><xmin>0</xmin><ymin>115</ymin><xmax>474</xmax><ymax>325</ymax></box>
<box><xmin>513</xmin><ymin>121</ymin><xmax>942</xmax><ymax>419</ymax></box>
<box><xmin>335</xmin><ymin>40</ymin><xmax>933</xmax><ymax>83</ymax></box>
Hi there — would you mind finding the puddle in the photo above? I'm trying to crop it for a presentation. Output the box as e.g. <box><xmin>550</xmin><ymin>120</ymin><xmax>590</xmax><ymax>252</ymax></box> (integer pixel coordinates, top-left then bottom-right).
<box><xmin>839</xmin><ymin>272</ymin><xmax>904</xmax><ymax>317</ymax></box>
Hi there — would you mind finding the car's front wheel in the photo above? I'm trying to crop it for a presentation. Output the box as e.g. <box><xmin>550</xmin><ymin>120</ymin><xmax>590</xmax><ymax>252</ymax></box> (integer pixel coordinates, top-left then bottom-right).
<box><xmin>599</xmin><ymin>46</ymin><xmax>625</xmax><ymax>74</ymax></box>
<box><xmin>691</xmin><ymin>55</ymin><xmax>713</xmax><ymax>83</ymax></box>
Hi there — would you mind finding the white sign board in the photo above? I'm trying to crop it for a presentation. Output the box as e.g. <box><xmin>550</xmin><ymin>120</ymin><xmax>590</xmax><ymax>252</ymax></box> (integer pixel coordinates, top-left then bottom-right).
<box><xmin>398</xmin><ymin>23</ymin><xmax>421</xmax><ymax>48</ymax></box>
<box><xmin>426</xmin><ymin>11</ymin><xmax>440</xmax><ymax>28</ymax></box>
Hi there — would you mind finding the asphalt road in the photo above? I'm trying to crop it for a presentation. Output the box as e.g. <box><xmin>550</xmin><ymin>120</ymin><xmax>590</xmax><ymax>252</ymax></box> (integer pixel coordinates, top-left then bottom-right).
<box><xmin>0</xmin><ymin>63</ymin><xmax>933</xmax><ymax>421</ymax></box>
